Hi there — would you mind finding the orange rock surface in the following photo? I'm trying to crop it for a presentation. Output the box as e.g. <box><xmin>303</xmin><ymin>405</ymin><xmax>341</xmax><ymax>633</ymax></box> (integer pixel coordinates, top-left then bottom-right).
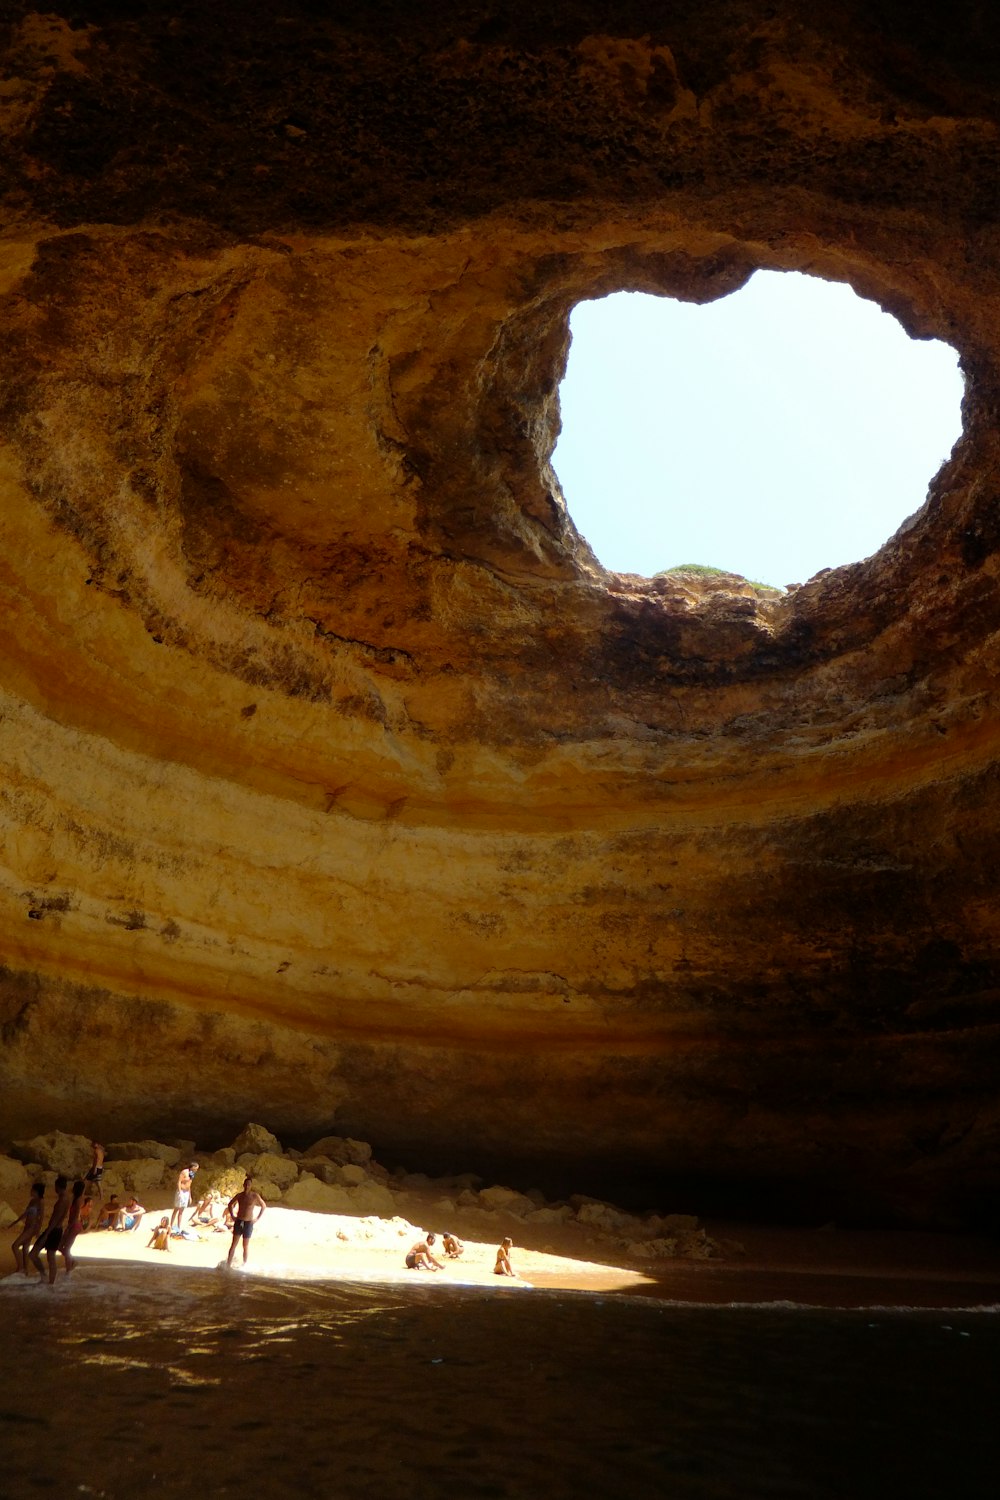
<box><xmin>1</xmin><ymin>3</ymin><xmax>999</xmax><ymax>1223</ymax></box>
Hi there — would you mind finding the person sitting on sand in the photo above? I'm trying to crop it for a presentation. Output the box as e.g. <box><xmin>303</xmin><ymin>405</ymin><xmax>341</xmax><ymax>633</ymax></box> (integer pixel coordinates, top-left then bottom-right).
<box><xmin>115</xmin><ymin>1195</ymin><xmax>146</xmax><ymax>1232</ymax></box>
<box><xmin>10</xmin><ymin>1182</ymin><xmax>45</xmax><ymax>1274</ymax></box>
<box><xmin>147</xmin><ymin>1216</ymin><xmax>172</xmax><ymax>1252</ymax></box>
<box><xmin>78</xmin><ymin>1192</ymin><xmax>94</xmax><ymax>1233</ymax></box>
<box><xmin>226</xmin><ymin>1176</ymin><xmax>267</xmax><ymax>1269</ymax></box>
<box><xmin>405</xmin><ymin>1232</ymin><xmax>444</xmax><ymax>1271</ymax></box>
<box><xmin>30</xmin><ymin>1175</ymin><xmax>71</xmax><ymax>1284</ymax></box>
<box><xmin>188</xmin><ymin>1189</ymin><xmax>223</xmax><ymax>1227</ymax></box>
<box><xmin>442</xmin><ymin>1232</ymin><xmax>464</xmax><ymax>1259</ymax></box>
<box><xmin>94</xmin><ymin>1194</ymin><xmax>122</xmax><ymax>1230</ymax></box>
<box><xmin>494</xmin><ymin>1236</ymin><xmax>516</xmax><ymax>1277</ymax></box>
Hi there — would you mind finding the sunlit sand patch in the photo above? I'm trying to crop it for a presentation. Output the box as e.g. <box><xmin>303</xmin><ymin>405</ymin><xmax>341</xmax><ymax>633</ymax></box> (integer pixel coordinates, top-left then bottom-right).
<box><xmin>55</xmin><ymin>1202</ymin><xmax>655</xmax><ymax>1295</ymax></box>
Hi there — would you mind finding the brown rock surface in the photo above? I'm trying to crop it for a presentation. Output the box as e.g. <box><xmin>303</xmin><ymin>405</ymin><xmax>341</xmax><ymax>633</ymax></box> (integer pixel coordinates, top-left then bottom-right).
<box><xmin>1</xmin><ymin>3</ymin><xmax>999</xmax><ymax>1224</ymax></box>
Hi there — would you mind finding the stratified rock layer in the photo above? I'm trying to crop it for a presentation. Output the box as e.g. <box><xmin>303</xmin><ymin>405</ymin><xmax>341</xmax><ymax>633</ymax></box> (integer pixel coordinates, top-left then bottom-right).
<box><xmin>2</xmin><ymin>3</ymin><xmax>1000</xmax><ymax>1224</ymax></box>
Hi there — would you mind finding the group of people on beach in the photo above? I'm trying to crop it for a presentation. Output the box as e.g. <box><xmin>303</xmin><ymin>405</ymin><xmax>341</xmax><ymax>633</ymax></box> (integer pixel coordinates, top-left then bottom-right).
<box><xmin>11</xmin><ymin>1137</ymin><xmax>518</xmax><ymax>1285</ymax></box>
<box><xmin>10</xmin><ymin>1141</ymin><xmax>110</xmax><ymax>1282</ymax></box>
<box><xmin>9</xmin><ymin>1141</ymin><xmax>269</xmax><ymax>1281</ymax></box>
<box><xmin>405</xmin><ymin>1230</ymin><xmax>517</xmax><ymax>1277</ymax></box>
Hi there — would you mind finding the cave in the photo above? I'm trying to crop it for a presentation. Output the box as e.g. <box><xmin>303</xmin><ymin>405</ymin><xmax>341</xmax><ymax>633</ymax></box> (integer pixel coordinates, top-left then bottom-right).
<box><xmin>2</xmin><ymin>0</ymin><xmax>1000</xmax><ymax>1231</ymax></box>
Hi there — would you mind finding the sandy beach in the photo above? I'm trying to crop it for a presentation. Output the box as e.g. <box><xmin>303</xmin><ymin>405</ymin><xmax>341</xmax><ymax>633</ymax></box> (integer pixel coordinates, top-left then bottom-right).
<box><xmin>13</xmin><ymin>1179</ymin><xmax>997</xmax><ymax>1310</ymax></box>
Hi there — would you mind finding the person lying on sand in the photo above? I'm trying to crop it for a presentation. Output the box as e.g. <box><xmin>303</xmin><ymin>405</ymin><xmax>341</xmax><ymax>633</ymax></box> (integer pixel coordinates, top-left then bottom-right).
<box><xmin>494</xmin><ymin>1237</ymin><xmax>516</xmax><ymax>1277</ymax></box>
<box><xmin>147</xmin><ymin>1216</ymin><xmax>172</xmax><ymax>1252</ymax></box>
<box><xmin>10</xmin><ymin>1182</ymin><xmax>44</xmax><ymax>1274</ymax></box>
<box><xmin>405</xmin><ymin>1233</ymin><xmax>444</xmax><ymax>1271</ymax></box>
<box><xmin>442</xmin><ymin>1232</ymin><xmax>464</xmax><ymax>1259</ymax></box>
<box><xmin>226</xmin><ymin>1177</ymin><xmax>267</xmax><ymax>1269</ymax></box>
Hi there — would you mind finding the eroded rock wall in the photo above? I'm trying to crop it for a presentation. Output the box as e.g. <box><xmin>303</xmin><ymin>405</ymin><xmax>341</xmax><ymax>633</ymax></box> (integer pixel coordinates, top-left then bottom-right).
<box><xmin>1</xmin><ymin>2</ymin><xmax>1000</xmax><ymax>1223</ymax></box>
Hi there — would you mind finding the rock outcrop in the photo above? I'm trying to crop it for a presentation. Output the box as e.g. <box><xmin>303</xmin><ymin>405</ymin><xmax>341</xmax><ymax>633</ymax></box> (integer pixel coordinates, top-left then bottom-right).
<box><xmin>1</xmin><ymin>4</ymin><xmax>999</xmax><ymax>1224</ymax></box>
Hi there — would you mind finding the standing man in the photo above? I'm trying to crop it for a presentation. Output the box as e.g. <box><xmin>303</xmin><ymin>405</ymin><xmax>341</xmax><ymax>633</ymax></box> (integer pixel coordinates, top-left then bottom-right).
<box><xmin>30</xmin><ymin>1175</ymin><xmax>71</xmax><ymax>1284</ymax></box>
<box><xmin>225</xmin><ymin>1176</ymin><xmax>266</xmax><ymax>1269</ymax></box>
<box><xmin>170</xmin><ymin>1161</ymin><xmax>199</xmax><ymax>1235</ymax></box>
<box><xmin>83</xmin><ymin>1141</ymin><xmax>105</xmax><ymax>1227</ymax></box>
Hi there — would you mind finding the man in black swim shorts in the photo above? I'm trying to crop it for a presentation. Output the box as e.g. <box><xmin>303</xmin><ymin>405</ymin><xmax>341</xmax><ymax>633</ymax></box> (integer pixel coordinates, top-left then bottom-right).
<box><xmin>30</xmin><ymin>1175</ymin><xmax>71</xmax><ymax>1284</ymax></box>
<box><xmin>83</xmin><ymin>1142</ymin><xmax>105</xmax><ymax>1226</ymax></box>
<box><xmin>225</xmin><ymin>1176</ymin><xmax>266</xmax><ymax>1269</ymax></box>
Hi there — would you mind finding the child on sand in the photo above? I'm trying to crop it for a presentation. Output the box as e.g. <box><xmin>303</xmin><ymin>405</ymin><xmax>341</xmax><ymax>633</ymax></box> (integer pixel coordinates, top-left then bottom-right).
<box><xmin>147</xmin><ymin>1216</ymin><xmax>172</xmax><ymax>1252</ymax></box>
<box><xmin>10</xmin><ymin>1182</ymin><xmax>44</xmax><ymax>1274</ymax></box>
<box><xmin>442</xmin><ymin>1232</ymin><xmax>464</xmax><ymax>1259</ymax></box>
<box><xmin>494</xmin><ymin>1237</ymin><xmax>515</xmax><ymax>1276</ymax></box>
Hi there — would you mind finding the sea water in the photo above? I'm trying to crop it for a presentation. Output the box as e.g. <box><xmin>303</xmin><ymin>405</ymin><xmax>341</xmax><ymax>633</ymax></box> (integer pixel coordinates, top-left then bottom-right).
<box><xmin>1</xmin><ymin>1266</ymin><xmax>996</xmax><ymax>1498</ymax></box>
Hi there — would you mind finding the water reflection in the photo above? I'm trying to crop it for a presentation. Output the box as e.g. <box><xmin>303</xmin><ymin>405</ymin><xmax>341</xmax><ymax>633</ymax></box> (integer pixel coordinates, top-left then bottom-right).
<box><xmin>1</xmin><ymin>1265</ymin><xmax>997</xmax><ymax>1499</ymax></box>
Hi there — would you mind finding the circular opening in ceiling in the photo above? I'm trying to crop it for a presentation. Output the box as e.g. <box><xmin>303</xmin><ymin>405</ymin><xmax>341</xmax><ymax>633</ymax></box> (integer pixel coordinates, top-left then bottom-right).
<box><xmin>552</xmin><ymin>272</ymin><xmax>964</xmax><ymax>590</ymax></box>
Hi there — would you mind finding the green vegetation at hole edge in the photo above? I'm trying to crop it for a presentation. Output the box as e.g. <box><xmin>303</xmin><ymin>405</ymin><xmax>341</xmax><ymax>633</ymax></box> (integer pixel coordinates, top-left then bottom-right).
<box><xmin>656</xmin><ymin>563</ymin><xmax>783</xmax><ymax>596</ymax></box>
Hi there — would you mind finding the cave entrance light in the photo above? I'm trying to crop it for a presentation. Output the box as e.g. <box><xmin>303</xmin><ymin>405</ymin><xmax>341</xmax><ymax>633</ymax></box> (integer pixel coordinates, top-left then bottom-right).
<box><xmin>551</xmin><ymin>272</ymin><xmax>964</xmax><ymax>589</ymax></box>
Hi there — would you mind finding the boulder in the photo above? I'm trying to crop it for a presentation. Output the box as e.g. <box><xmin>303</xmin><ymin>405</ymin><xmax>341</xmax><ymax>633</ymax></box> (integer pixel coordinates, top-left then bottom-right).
<box><xmin>202</xmin><ymin>1166</ymin><xmax>247</xmax><ymax>1202</ymax></box>
<box><xmin>347</xmin><ymin>1182</ymin><xmax>396</xmax><ymax>1217</ymax></box>
<box><xmin>676</xmin><ymin>1230</ymin><xmax>718</xmax><ymax>1260</ymax></box>
<box><xmin>249</xmin><ymin>1152</ymin><xmax>298</xmax><ymax>1190</ymax></box>
<box><xmin>479</xmin><ymin>1185</ymin><xmax>535</xmax><ymax>1216</ymax></box>
<box><xmin>399</xmin><ymin>1171</ymin><xmax>431</xmax><ymax>1189</ymax></box>
<box><xmin>628</xmin><ymin>1237</ymin><xmax>677</xmax><ymax>1259</ymax></box>
<box><xmin>105</xmin><ymin>1140</ymin><xmax>180</xmax><ymax>1165</ymax></box>
<box><xmin>338</xmin><ymin>1163</ymin><xmax>368</xmax><ymax>1187</ymax></box>
<box><xmin>526</xmin><ymin>1205</ymin><xmax>573</xmax><ymax>1224</ymax></box>
<box><xmin>303</xmin><ymin>1135</ymin><xmax>372</xmax><ymax>1166</ymax></box>
<box><xmin>0</xmin><ymin>1154</ymin><xmax>30</xmax><ymax>1202</ymax></box>
<box><xmin>650</xmin><ymin>1213</ymin><xmax>700</xmax><ymax>1234</ymax></box>
<box><xmin>188</xmin><ymin>1148</ymin><xmax>235</xmax><ymax>1168</ymax></box>
<box><xmin>0</xmin><ymin>1202</ymin><xmax>18</xmax><ymax>1230</ymax></box>
<box><xmin>436</xmin><ymin>1172</ymin><xmax>481</xmax><ymax>1192</ymax></box>
<box><xmin>105</xmin><ymin>1158</ymin><xmax>174</xmax><ymax>1196</ymax></box>
<box><xmin>10</xmin><ymin>1132</ymin><xmax>92</xmax><ymax>1176</ymax></box>
<box><xmin>231</xmin><ymin>1123</ymin><xmax>283</xmax><ymax>1157</ymax></box>
<box><xmin>575</xmin><ymin>1202</ymin><xmax>627</xmax><ymax>1231</ymax></box>
<box><xmin>283</xmin><ymin>1175</ymin><xmax>355</xmax><ymax>1214</ymax></box>
<box><xmin>303</xmin><ymin>1157</ymin><xmax>347</xmax><ymax>1186</ymax></box>
<box><xmin>253</xmin><ymin>1179</ymin><xmax>283</xmax><ymax>1202</ymax></box>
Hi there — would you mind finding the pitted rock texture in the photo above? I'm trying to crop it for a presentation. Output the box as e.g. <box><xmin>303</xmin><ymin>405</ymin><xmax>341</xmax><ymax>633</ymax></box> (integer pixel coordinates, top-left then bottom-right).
<box><xmin>1</xmin><ymin>3</ymin><xmax>1000</xmax><ymax>1224</ymax></box>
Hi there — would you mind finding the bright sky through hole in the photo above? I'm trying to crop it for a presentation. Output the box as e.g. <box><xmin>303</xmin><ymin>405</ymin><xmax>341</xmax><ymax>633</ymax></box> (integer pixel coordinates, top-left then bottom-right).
<box><xmin>551</xmin><ymin>272</ymin><xmax>964</xmax><ymax>588</ymax></box>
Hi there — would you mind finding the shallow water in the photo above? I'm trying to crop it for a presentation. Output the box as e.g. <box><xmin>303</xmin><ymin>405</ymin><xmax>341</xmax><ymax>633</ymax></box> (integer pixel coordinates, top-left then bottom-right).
<box><xmin>1</xmin><ymin>1266</ymin><xmax>997</xmax><ymax>1499</ymax></box>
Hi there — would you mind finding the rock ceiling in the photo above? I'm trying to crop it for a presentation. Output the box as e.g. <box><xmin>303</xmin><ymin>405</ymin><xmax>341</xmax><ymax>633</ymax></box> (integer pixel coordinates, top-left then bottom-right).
<box><xmin>1</xmin><ymin>1</ymin><xmax>999</xmax><ymax>1223</ymax></box>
